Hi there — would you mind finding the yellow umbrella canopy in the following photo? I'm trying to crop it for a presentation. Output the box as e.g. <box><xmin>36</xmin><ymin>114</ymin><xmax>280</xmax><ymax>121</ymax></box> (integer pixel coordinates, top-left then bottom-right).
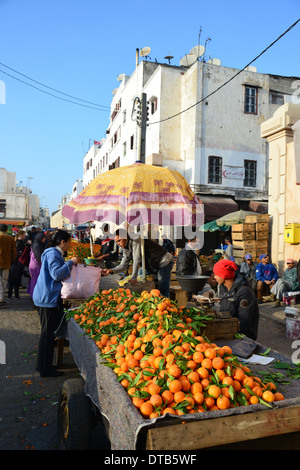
<box><xmin>62</xmin><ymin>163</ymin><xmax>202</xmax><ymax>228</ymax></box>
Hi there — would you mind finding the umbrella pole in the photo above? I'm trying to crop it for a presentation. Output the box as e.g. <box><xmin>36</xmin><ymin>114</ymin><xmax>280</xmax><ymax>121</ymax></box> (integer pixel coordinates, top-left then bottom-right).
<box><xmin>89</xmin><ymin>221</ymin><xmax>93</xmax><ymax>257</ymax></box>
<box><xmin>141</xmin><ymin>236</ymin><xmax>146</xmax><ymax>281</ymax></box>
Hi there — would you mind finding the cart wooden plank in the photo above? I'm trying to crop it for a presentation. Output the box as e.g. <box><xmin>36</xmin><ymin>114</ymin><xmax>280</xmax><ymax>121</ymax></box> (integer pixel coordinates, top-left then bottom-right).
<box><xmin>146</xmin><ymin>404</ymin><xmax>300</xmax><ymax>450</ymax></box>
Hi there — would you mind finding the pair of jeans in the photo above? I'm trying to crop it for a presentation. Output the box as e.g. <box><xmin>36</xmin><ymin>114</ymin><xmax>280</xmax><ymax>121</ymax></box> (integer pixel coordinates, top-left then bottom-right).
<box><xmin>0</xmin><ymin>269</ymin><xmax>9</xmax><ymax>301</ymax></box>
<box><xmin>157</xmin><ymin>260</ymin><xmax>174</xmax><ymax>298</ymax></box>
<box><xmin>36</xmin><ymin>303</ymin><xmax>63</xmax><ymax>373</ymax></box>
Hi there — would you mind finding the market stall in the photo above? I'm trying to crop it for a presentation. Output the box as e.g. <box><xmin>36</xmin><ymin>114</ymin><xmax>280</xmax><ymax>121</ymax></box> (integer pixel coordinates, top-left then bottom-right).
<box><xmin>57</xmin><ymin>277</ymin><xmax>300</xmax><ymax>450</ymax></box>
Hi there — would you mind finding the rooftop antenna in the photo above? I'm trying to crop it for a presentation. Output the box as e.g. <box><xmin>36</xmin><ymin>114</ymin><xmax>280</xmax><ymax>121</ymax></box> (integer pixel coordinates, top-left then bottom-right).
<box><xmin>203</xmin><ymin>37</ymin><xmax>211</xmax><ymax>62</ymax></box>
<box><xmin>164</xmin><ymin>50</ymin><xmax>174</xmax><ymax>64</ymax></box>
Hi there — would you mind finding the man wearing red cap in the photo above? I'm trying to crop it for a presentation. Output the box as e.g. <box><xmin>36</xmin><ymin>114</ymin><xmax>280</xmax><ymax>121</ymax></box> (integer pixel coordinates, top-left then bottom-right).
<box><xmin>213</xmin><ymin>259</ymin><xmax>259</xmax><ymax>340</ymax></box>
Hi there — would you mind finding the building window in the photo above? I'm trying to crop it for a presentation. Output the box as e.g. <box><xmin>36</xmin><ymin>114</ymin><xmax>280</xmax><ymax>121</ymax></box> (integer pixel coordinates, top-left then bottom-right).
<box><xmin>130</xmin><ymin>135</ymin><xmax>134</xmax><ymax>150</ymax></box>
<box><xmin>244</xmin><ymin>160</ymin><xmax>257</xmax><ymax>187</ymax></box>
<box><xmin>123</xmin><ymin>141</ymin><xmax>127</xmax><ymax>156</ymax></box>
<box><xmin>208</xmin><ymin>156</ymin><xmax>222</xmax><ymax>184</ymax></box>
<box><xmin>150</xmin><ymin>96</ymin><xmax>158</xmax><ymax>115</ymax></box>
<box><xmin>269</xmin><ymin>91</ymin><xmax>284</xmax><ymax>105</ymax></box>
<box><xmin>0</xmin><ymin>199</ymin><xmax>6</xmax><ymax>217</ymax></box>
<box><xmin>244</xmin><ymin>86</ymin><xmax>257</xmax><ymax>114</ymax></box>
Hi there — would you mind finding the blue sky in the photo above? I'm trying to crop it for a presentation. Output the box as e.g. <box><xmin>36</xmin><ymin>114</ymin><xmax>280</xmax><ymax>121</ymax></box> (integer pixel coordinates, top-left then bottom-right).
<box><xmin>0</xmin><ymin>0</ymin><xmax>299</xmax><ymax>215</ymax></box>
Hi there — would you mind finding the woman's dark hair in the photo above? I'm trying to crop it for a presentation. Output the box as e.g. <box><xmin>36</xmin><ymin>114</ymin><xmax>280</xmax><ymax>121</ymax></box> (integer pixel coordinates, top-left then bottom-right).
<box><xmin>49</xmin><ymin>229</ymin><xmax>71</xmax><ymax>247</ymax></box>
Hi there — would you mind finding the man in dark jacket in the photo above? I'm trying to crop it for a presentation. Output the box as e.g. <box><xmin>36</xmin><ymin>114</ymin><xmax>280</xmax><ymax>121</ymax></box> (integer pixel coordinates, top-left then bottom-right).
<box><xmin>102</xmin><ymin>230</ymin><xmax>174</xmax><ymax>297</ymax></box>
<box><xmin>176</xmin><ymin>237</ymin><xmax>202</xmax><ymax>276</ymax></box>
<box><xmin>213</xmin><ymin>259</ymin><xmax>259</xmax><ymax>340</ymax></box>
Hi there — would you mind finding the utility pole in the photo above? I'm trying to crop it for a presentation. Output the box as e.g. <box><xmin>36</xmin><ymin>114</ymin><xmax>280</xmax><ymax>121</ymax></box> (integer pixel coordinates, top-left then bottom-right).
<box><xmin>139</xmin><ymin>93</ymin><xmax>148</xmax><ymax>164</ymax></box>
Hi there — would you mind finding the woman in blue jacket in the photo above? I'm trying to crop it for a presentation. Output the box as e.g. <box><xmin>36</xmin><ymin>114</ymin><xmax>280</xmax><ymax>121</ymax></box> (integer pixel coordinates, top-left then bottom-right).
<box><xmin>33</xmin><ymin>230</ymin><xmax>79</xmax><ymax>377</ymax></box>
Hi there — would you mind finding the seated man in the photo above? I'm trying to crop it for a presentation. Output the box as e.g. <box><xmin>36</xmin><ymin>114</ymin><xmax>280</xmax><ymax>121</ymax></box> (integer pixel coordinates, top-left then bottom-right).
<box><xmin>213</xmin><ymin>259</ymin><xmax>259</xmax><ymax>340</ymax></box>
<box><xmin>239</xmin><ymin>254</ymin><xmax>257</xmax><ymax>292</ymax></box>
<box><xmin>255</xmin><ymin>253</ymin><xmax>278</xmax><ymax>304</ymax></box>
<box><xmin>268</xmin><ymin>258</ymin><xmax>299</xmax><ymax>307</ymax></box>
<box><xmin>198</xmin><ymin>270</ymin><xmax>218</xmax><ymax>296</ymax></box>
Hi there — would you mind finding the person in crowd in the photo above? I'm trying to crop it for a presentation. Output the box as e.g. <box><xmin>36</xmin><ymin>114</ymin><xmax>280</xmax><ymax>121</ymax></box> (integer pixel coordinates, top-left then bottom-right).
<box><xmin>0</xmin><ymin>224</ymin><xmax>17</xmax><ymax>306</ymax></box>
<box><xmin>176</xmin><ymin>236</ymin><xmax>202</xmax><ymax>276</ymax></box>
<box><xmin>27</xmin><ymin>232</ymin><xmax>47</xmax><ymax>298</ymax></box>
<box><xmin>162</xmin><ymin>234</ymin><xmax>175</xmax><ymax>256</ymax></box>
<box><xmin>99</xmin><ymin>224</ymin><xmax>119</xmax><ymax>268</ymax></box>
<box><xmin>266</xmin><ymin>258</ymin><xmax>299</xmax><ymax>307</ymax></box>
<box><xmin>213</xmin><ymin>259</ymin><xmax>259</xmax><ymax>340</ymax></box>
<box><xmin>7</xmin><ymin>259</ymin><xmax>23</xmax><ymax>300</ymax></box>
<box><xmin>33</xmin><ymin>230</ymin><xmax>79</xmax><ymax>377</ymax></box>
<box><xmin>102</xmin><ymin>229</ymin><xmax>174</xmax><ymax>297</ymax></box>
<box><xmin>255</xmin><ymin>253</ymin><xmax>278</xmax><ymax>304</ymax></box>
<box><xmin>239</xmin><ymin>254</ymin><xmax>258</xmax><ymax>292</ymax></box>
<box><xmin>223</xmin><ymin>237</ymin><xmax>234</xmax><ymax>261</ymax></box>
<box><xmin>198</xmin><ymin>270</ymin><xmax>218</xmax><ymax>296</ymax></box>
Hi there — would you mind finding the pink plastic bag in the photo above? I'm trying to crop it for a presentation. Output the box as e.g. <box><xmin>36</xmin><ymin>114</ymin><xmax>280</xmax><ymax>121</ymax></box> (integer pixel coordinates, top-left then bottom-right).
<box><xmin>61</xmin><ymin>265</ymin><xmax>101</xmax><ymax>299</ymax></box>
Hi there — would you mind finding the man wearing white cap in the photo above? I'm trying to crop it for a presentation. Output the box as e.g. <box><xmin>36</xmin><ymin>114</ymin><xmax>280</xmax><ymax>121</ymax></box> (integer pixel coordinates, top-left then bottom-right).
<box><xmin>268</xmin><ymin>259</ymin><xmax>299</xmax><ymax>307</ymax></box>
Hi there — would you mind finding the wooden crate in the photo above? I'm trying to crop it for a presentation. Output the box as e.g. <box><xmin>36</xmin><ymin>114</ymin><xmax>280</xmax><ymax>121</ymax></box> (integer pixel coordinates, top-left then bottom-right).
<box><xmin>232</xmin><ymin>231</ymin><xmax>255</xmax><ymax>241</ymax></box>
<box><xmin>232</xmin><ymin>223</ymin><xmax>255</xmax><ymax>232</ymax></box>
<box><xmin>256</xmin><ymin>222</ymin><xmax>269</xmax><ymax>232</ymax></box>
<box><xmin>245</xmin><ymin>214</ymin><xmax>269</xmax><ymax>223</ymax></box>
<box><xmin>202</xmin><ymin>318</ymin><xmax>239</xmax><ymax>340</ymax></box>
<box><xmin>256</xmin><ymin>240</ymin><xmax>268</xmax><ymax>251</ymax></box>
<box><xmin>233</xmin><ymin>240</ymin><xmax>256</xmax><ymax>250</ymax></box>
<box><xmin>233</xmin><ymin>248</ymin><xmax>257</xmax><ymax>259</ymax></box>
<box><xmin>169</xmin><ymin>286</ymin><xmax>189</xmax><ymax>306</ymax></box>
<box><xmin>256</xmin><ymin>231</ymin><xmax>269</xmax><ymax>241</ymax></box>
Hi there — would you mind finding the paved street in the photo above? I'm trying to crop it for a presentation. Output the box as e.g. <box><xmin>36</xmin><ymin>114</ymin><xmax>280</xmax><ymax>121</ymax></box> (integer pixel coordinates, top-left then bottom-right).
<box><xmin>0</xmin><ymin>278</ymin><xmax>298</xmax><ymax>450</ymax></box>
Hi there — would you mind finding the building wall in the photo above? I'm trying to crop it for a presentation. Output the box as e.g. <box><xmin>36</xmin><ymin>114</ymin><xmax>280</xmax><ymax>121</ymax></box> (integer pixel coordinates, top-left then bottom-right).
<box><xmin>261</xmin><ymin>102</ymin><xmax>300</xmax><ymax>274</ymax></box>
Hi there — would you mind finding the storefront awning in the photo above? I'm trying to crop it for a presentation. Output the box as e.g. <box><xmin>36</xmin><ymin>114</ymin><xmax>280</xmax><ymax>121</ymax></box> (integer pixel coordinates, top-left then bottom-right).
<box><xmin>0</xmin><ymin>220</ymin><xmax>26</xmax><ymax>226</ymax></box>
<box><xmin>246</xmin><ymin>200</ymin><xmax>268</xmax><ymax>214</ymax></box>
<box><xmin>196</xmin><ymin>196</ymin><xmax>238</xmax><ymax>220</ymax></box>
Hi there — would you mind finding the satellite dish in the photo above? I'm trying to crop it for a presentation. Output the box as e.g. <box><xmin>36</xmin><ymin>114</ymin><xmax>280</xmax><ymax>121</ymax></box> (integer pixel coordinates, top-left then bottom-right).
<box><xmin>189</xmin><ymin>45</ymin><xmax>205</xmax><ymax>58</ymax></box>
<box><xmin>164</xmin><ymin>52</ymin><xmax>174</xmax><ymax>64</ymax></box>
<box><xmin>117</xmin><ymin>73</ymin><xmax>125</xmax><ymax>82</ymax></box>
<box><xmin>245</xmin><ymin>66</ymin><xmax>257</xmax><ymax>73</ymax></box>
<box><xmin>140</xmin><ymin>47</ymin><xmax>151</xmax><ymax>57</ymax></box>
<box><xmin>207</xmin><ymin>58</ymin><xmax>221</xmax><ymax>66</ymax></box>
<box><xmin>180</xmin><ymin>53</ymin><xmax>197</xmax><ymax>67</ymax></box>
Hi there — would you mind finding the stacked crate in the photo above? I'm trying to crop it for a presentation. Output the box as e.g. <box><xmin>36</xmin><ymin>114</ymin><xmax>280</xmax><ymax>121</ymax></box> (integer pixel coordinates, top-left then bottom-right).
<box><xmin>232</xmin><ymin>214</ymin><xmax>269</xmax><ymax>264</ymax></box>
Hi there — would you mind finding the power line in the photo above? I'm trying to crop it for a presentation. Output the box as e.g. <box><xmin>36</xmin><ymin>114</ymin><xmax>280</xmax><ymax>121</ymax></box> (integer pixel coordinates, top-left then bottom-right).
<box><xmin>149</xmin><ymin>18</ymin><xmax>300</xmax><ymax>125</ymax></box>
<box><xmin>0</xmin><ymin>63</ymin><xmax>110</xmax><ymax>111</ymax></box>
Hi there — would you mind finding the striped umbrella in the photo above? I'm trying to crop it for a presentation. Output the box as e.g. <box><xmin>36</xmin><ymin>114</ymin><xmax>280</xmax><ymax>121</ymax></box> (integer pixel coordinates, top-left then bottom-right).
<box><xmin>62</xmin><ymin>163</ymin><xmax>202</xmax><ymax>228</ymax></box>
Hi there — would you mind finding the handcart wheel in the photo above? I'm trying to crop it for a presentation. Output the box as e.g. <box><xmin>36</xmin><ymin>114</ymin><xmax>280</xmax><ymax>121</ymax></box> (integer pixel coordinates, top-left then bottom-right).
<box><xmin>57</xmin><ymin>377</ymin><xmax>92</xmax><ymax>450</ymax></box>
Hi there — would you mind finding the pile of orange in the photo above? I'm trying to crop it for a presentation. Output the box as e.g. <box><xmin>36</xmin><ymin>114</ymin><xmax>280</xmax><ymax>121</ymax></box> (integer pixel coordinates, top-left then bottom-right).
<box><xmin>67</xmin><ymin>287</ymin><xmax>285</xmax><ymax>419</ymax></box>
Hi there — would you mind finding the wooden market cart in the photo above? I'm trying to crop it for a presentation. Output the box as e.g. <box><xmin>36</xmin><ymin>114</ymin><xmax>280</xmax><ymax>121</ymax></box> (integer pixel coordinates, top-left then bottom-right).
<box><xmin>56</xmin><ymin>307</ymin><xmax>300</xmax><ymax>451</ymax></box>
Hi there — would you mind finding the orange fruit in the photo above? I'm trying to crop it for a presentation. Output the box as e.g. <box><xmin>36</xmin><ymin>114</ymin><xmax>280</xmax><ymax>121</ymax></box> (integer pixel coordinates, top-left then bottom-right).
<box><xmin>216</xmin><ymin>395</ymin><xmax>230</xmax><ymax>409</ymax></box>
<box><xmin>168</xmin><ymin>364</ymin><xmax>182</xmax><ymax>378</ymax></box>
<box><xmin>204</xmin><ymin>348</ymin><xmax>217</xmax><ymax>360</ymax></box>
<box><xmin>132</xmin><ymin>396</ymin><xmax>144</xmax><ymax>408</ymax></box>
<box><xmin>161</xmin><ymin>390</ymin><xmax>174</xmax><ymax>404</ymax></box>
<box><xmin>148</xmin><ymin>382</ymin><xmax>161</xmax><ymax>395</ymax></box>
<box><xmin>168</xmin><ymin>379</ymin><xmax>182</xmax><ymax>393</ymax></box>
<box><xmin>180</xmin><ymin>377</ymin><xmax>191</xmax><ymax>392</ymax></box>
<box><xmin>187</xmin><ymin>370</ymin><xmax>200</xmax><ymax>383</ymax></box>
<box><xmin>193</xmin><ymin>392</ymin><xmax>204</xmax><ymax>405</ymax></box>
<box><xmin>150</xmin><ymin>394</ymin><xmax>163</xmax><ymax>407</ymax></box>
<box><xmin>197</xmin><ymin>366</ymin><xmax>209</xmax><ymax>379</ymax></box>
<box><xmin>212</xmin><ymin>357</ymin><xmax>224</xmax><ymax>370</ymax></box>
<box><xmin>162</xmin><ymin>407</ymin><xmax>176</xmax><ymax>415</ymax></box>
<box><xmin>252</xmin><ymin>386</ymin><xmax>263</xmax><ymax>397</ymax></box>
<box><xmin>191</xmin><ymin>382</ymin><xmax>203</xmax><ymax>394</ymax></box>
<box><xmin>193</xmin><ymin>352</ymin><xmax>204</xmax><ymax>364</ymax></box>
<box><xmin>140</xmin><ymin>401</ymin><xmax>154</xmax><ymax>417</ymax></box>
<box><xmin>204</xmin><ymin>396</ymin><xmax>215</xmax><ymax>408</ymax></box>
<box><xmin>208</xmin><ymin>384</ymin><xmax>221</xmax><ymax>399</ymax></box>
<box><xmin>249</xmin><ymin>395</ymin><xmax>259</xmax><ymax>405</ymax></box>
<box><xmin>274</xmin><ymin>392</ymin><xmax>284</xmax><ymax>401</ymax></box>
<box><xmin>232</xmin><ymin>368</ymin><xmax>245</xmax><ymax>382</ymax></box>
<box><xmin>174</xmin><ymin>391</ymin><xmax>186</xmax><ymax>403</ymax></box>
<box><xmin>262</xmin><ymin>390</ymin><xmax>275</xmax><ymax>402</ymax></box>
<box><xmin>201</xmin><ymin>358</ymin><xmax>213</xmax><ymax>370</ymax></box>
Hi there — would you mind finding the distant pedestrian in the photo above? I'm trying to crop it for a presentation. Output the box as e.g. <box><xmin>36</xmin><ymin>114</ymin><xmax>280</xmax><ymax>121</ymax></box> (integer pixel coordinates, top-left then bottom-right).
<box><xmin>162</xmin><ymin>234</ymin><xmax>175</xmax><ymax>256</ymax></box>
<box><xmin>33</xmin><ymin>230</ymin><xmax>79</xmax><ymax>377</ymax></box>
<box><xmin>7</xmin><ymin>261</ymin><xmax>23</xmax><ymax>299</ymax></box>
<box><xmin>27</xmin><ymin>232</ymin><xmax>47</xmax><ymax>298</ymax></box>
<box><xmin>0</xmin><ymin>224</ymin><xmax>17</xmax><ymax>305</ymax></box>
